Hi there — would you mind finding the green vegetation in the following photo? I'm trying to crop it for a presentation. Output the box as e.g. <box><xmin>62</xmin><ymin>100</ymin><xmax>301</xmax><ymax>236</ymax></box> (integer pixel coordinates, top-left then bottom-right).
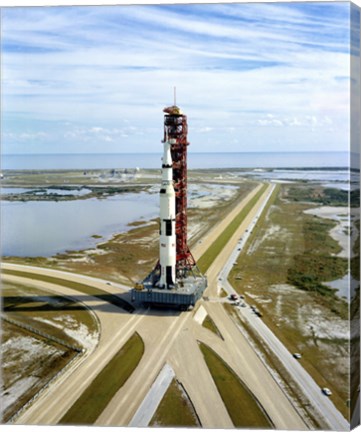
<box><xmin>1</xmin><ymin>269</ymin><xmax>134</xmax><ymax>313</ymax></box>
<box><xmin>350</xmin><ymin>188</ymin><xmax>360</xmax><ymax>208</ymax></box>
<box><xmin>60</xmin><ymin>332</ymin><xmax>144</xmax><ymax>425</ymax></box>
<box><xmin>150</xmin><ymin>379</ymin><xmax>199</xmax><ymax>427</ymax></box>
<box><xmin>230</xmin><ymin>186</ymin><xmax>348</xmax><ymax>316</ymax></box>
<box><xmin>197</xmin><ymin>184</ymin><xmax>267</xmax><ymax>273</ymax></box>
<box><xmin>3</xmin><ymin>185</ymin><xmax>147</xmax><ymax>202</ymax></box>
<box><xmin>350</xmin><ymin>219</ymin><xmax>360</xmax><ymax>416</ymax></box>
<box><xmin>228</xmin><ymin>184</ymin><xmax>350</xmax><ymax>416</ymax></box>
<box><xmin>288</xmin><ymin>256</ymin><xmax>347</xmax><ymax>296</ymax></box>
<box><xmin>202</xmin><ymin>315</ymin><xmax>223</xmax><ymax>339</ymax></box>
<box><xmin>127</xmin><ymin>220</ymin><xmax>148</xmax><ymax>227</ymax></box>
<box><xmin>351</xmin><ymin>218</ymin><xmax>360</xmax><ymax>281</ymax></box>
<box><xmin>287</xmin><ymin>217</ymin><xmax>348</xmax><ymax>299</ymax></box>
<box><xmin>286</xmin><ymin>186</ymin><xmax>348</xmax><ymax>206</ymax></box>
<box><xmin>199</xmin><ymin>342</ymin><xmax>272</xmax><ymax>428</ymax></box>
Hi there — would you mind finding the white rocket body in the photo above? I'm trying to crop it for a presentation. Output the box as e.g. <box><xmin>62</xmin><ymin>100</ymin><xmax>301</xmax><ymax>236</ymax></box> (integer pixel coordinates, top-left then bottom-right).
<box><xmin>159</xmin><ymin>139</ymin><xmax>176</xmax><ymax>288</ymax></box>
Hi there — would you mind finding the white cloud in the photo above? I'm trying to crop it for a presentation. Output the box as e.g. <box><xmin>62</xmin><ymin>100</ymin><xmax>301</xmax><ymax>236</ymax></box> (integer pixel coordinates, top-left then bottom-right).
<box><xmin>1</xmin><ymin>3</ymin><xmax>351</xmax><ymax>154</ymax></box>
<box><xmin>90</xmin><ymin>127</ymin><xmax>105</xmax><ymax>133</ymax></box>
<box><xmin>198</xmin><ymin>127</ymin><xmax>213</xmax><ymax>133</ymax></box>
<box><xmin>256</xmin><ymin>114</ymin><xmax>335</xmax><ymax>128</ymax></box>
<box><xmin>4</xmin><ymin>131</ymin><xmax>48</xmax><ymax>141</ymax></box>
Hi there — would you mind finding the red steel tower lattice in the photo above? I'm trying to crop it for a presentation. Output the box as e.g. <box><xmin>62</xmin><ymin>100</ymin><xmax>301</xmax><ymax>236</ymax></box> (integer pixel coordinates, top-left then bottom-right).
<box><xmin>163</xmin><ymin>104</ymin><xmax>196</xmax><ymax>275</ymax></box>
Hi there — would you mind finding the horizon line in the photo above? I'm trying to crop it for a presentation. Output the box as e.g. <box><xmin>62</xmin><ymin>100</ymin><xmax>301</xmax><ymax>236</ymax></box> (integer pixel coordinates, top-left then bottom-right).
<box><xmin>2</xmin><ymin>150</ymin><xmax>349</xmax><ymax>157</ymax></box>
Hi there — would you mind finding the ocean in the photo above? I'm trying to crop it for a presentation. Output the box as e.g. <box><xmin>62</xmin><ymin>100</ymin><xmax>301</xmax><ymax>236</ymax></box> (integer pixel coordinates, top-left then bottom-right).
<box><xmin>1</xmin><ymin>151</ymin><xmax>350</xmax><ymax>171</ymax></box>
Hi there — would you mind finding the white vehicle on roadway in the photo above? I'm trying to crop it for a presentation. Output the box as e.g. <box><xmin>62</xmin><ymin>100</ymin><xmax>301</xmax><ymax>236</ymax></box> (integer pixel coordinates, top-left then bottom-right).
<box><xmin>322</xmin><ymin>388</ymin><xmax>332</xmax><ymax>396</ymax></box>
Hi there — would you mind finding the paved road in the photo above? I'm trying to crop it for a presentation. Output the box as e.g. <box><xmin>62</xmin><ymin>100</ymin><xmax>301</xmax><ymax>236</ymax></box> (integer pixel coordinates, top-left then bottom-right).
<box><xmin>191</xmin><ymin>183</ymin><xmax>263</xmax><ymax>261</ymax></box>
<box><xmin>235</xmin><ymin>306</ymin><xmax>349</xmax><ymax>430</ymax></box>
<box><xmin>129</xmin><ymin>363</ymin><xmax>175</xmax><ymax>427</ymax></box>
<box><xmin>2</xmin><ymin>271</ymin><xmax>145</xmax><ymax>425</ymax></box>
<box><xmin>2</xmin><ymin>182</ymin><xmax>309</xmax><ymax>429</ymax></box>
<box><xmin>216</xmin><ymin>184</ymin><xmax>350</xmax><ymax>431</ymax></box>
<box><xmin>1</xmin><ymin>262</ymin><xmax>133</xmax><ymax>293</ymax></box>
<box><xmin>195</xmin><ymin>183</ymin><xmax>306</xmax><ymax>429</ymax></box>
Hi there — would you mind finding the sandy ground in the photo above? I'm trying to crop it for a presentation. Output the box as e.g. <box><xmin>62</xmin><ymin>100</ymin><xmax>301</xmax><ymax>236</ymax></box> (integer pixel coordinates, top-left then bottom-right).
<box><xmin>2</xmin><ymin>333</ymin><xmax>58</xmax><ymax>413</ymax></box>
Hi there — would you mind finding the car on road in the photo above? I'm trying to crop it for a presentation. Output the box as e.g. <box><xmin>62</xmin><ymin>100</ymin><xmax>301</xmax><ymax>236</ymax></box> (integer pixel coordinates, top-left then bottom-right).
<box><xmin>322</xmin><ymin>388</ymin><xmax>332</xmax><ymax>396</ymax></box>
<box><xmin>106</xmin><ymin>282</ymin><xmax>112</xmax><ymax>286</ymax></box>
<box><xmin>293</xmin><ymin>353</ymin><xmax>302</xmax><ymax>359</ymax></box>
<box><xmin>229</xmin><ymin>293</ymin><xmax>238</xmax><ymax>301</ymax></box>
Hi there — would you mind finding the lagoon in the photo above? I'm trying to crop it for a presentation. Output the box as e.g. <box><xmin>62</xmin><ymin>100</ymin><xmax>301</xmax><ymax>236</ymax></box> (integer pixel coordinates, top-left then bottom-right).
<box><xmin>1</xmin><ymin>192</ymin><xmax>158</xmax><ymax>257</ymax></box>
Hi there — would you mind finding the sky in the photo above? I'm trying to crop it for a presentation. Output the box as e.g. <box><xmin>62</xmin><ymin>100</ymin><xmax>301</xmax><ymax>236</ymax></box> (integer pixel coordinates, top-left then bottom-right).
<box><xmin>0</xmin><ymin>2</ymin><xmax>355</xmax><ymax>155</ymax></box>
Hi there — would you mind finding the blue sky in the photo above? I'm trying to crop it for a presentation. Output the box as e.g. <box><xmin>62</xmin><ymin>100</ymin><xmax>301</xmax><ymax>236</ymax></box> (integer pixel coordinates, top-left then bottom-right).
<box><xmin>1</xmin><ymin>2</ymin><xmax>353</xmax><ymax>154</ymax></box>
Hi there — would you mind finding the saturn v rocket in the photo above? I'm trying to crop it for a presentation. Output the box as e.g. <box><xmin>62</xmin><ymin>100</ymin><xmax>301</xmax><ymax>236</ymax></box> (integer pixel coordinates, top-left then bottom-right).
<box><xmin>132</xmin><ymin>97</ymin><xmax>207</xmax><ymax>308</ymax></box>
<box><xmin>159</xmin><ymin>138</ymin><xmax>177</xmax><ymax>287</ymax></box>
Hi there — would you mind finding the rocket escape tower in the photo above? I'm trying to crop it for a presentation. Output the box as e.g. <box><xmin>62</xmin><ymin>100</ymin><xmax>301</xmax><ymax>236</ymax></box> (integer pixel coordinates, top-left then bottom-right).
<box><xmin>131</xmin><ymin>94</ymin><xmax>207</xmax><ymax>309</ymax></box>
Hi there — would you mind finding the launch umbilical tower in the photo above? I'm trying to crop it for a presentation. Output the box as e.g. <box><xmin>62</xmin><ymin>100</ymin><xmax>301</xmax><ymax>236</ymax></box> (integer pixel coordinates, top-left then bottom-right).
<box><xmin>163</xmin><ymin>103</ymin><xmax>196</xmax><ymax>275</ymax></box>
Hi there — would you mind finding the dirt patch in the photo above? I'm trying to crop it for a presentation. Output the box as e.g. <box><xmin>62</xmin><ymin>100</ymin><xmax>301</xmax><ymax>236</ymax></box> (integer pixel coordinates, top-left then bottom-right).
<box><xmin>1</xmin><ymin>320</ymin><xmax>77</xmax><ymax>422</ymax></box>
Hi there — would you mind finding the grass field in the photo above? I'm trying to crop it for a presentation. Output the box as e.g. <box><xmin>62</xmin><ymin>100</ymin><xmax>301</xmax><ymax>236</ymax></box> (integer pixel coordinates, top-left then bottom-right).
<box><xmin>199</xmin><ymin>342</ymin><xmax>272</xmax><ymax>428</ymax></box>
<box><xmin>202</xmin><ymin>315</ymin><xmax>223</xmax><ymax>339</ymax></box>
<box><xmin>150</xmin><ymin>379</ymin><xmax>200</xmax><ymax>427</ymax></box>
<box><xmin>59</xmin><ymin>332</ymin><xmax>144</xmax><ymax>425</ymax></box>
<box><xmin>286</xmin><ymin>185</ymin><xmax>349</xmax><ymax>207</ymax></box>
